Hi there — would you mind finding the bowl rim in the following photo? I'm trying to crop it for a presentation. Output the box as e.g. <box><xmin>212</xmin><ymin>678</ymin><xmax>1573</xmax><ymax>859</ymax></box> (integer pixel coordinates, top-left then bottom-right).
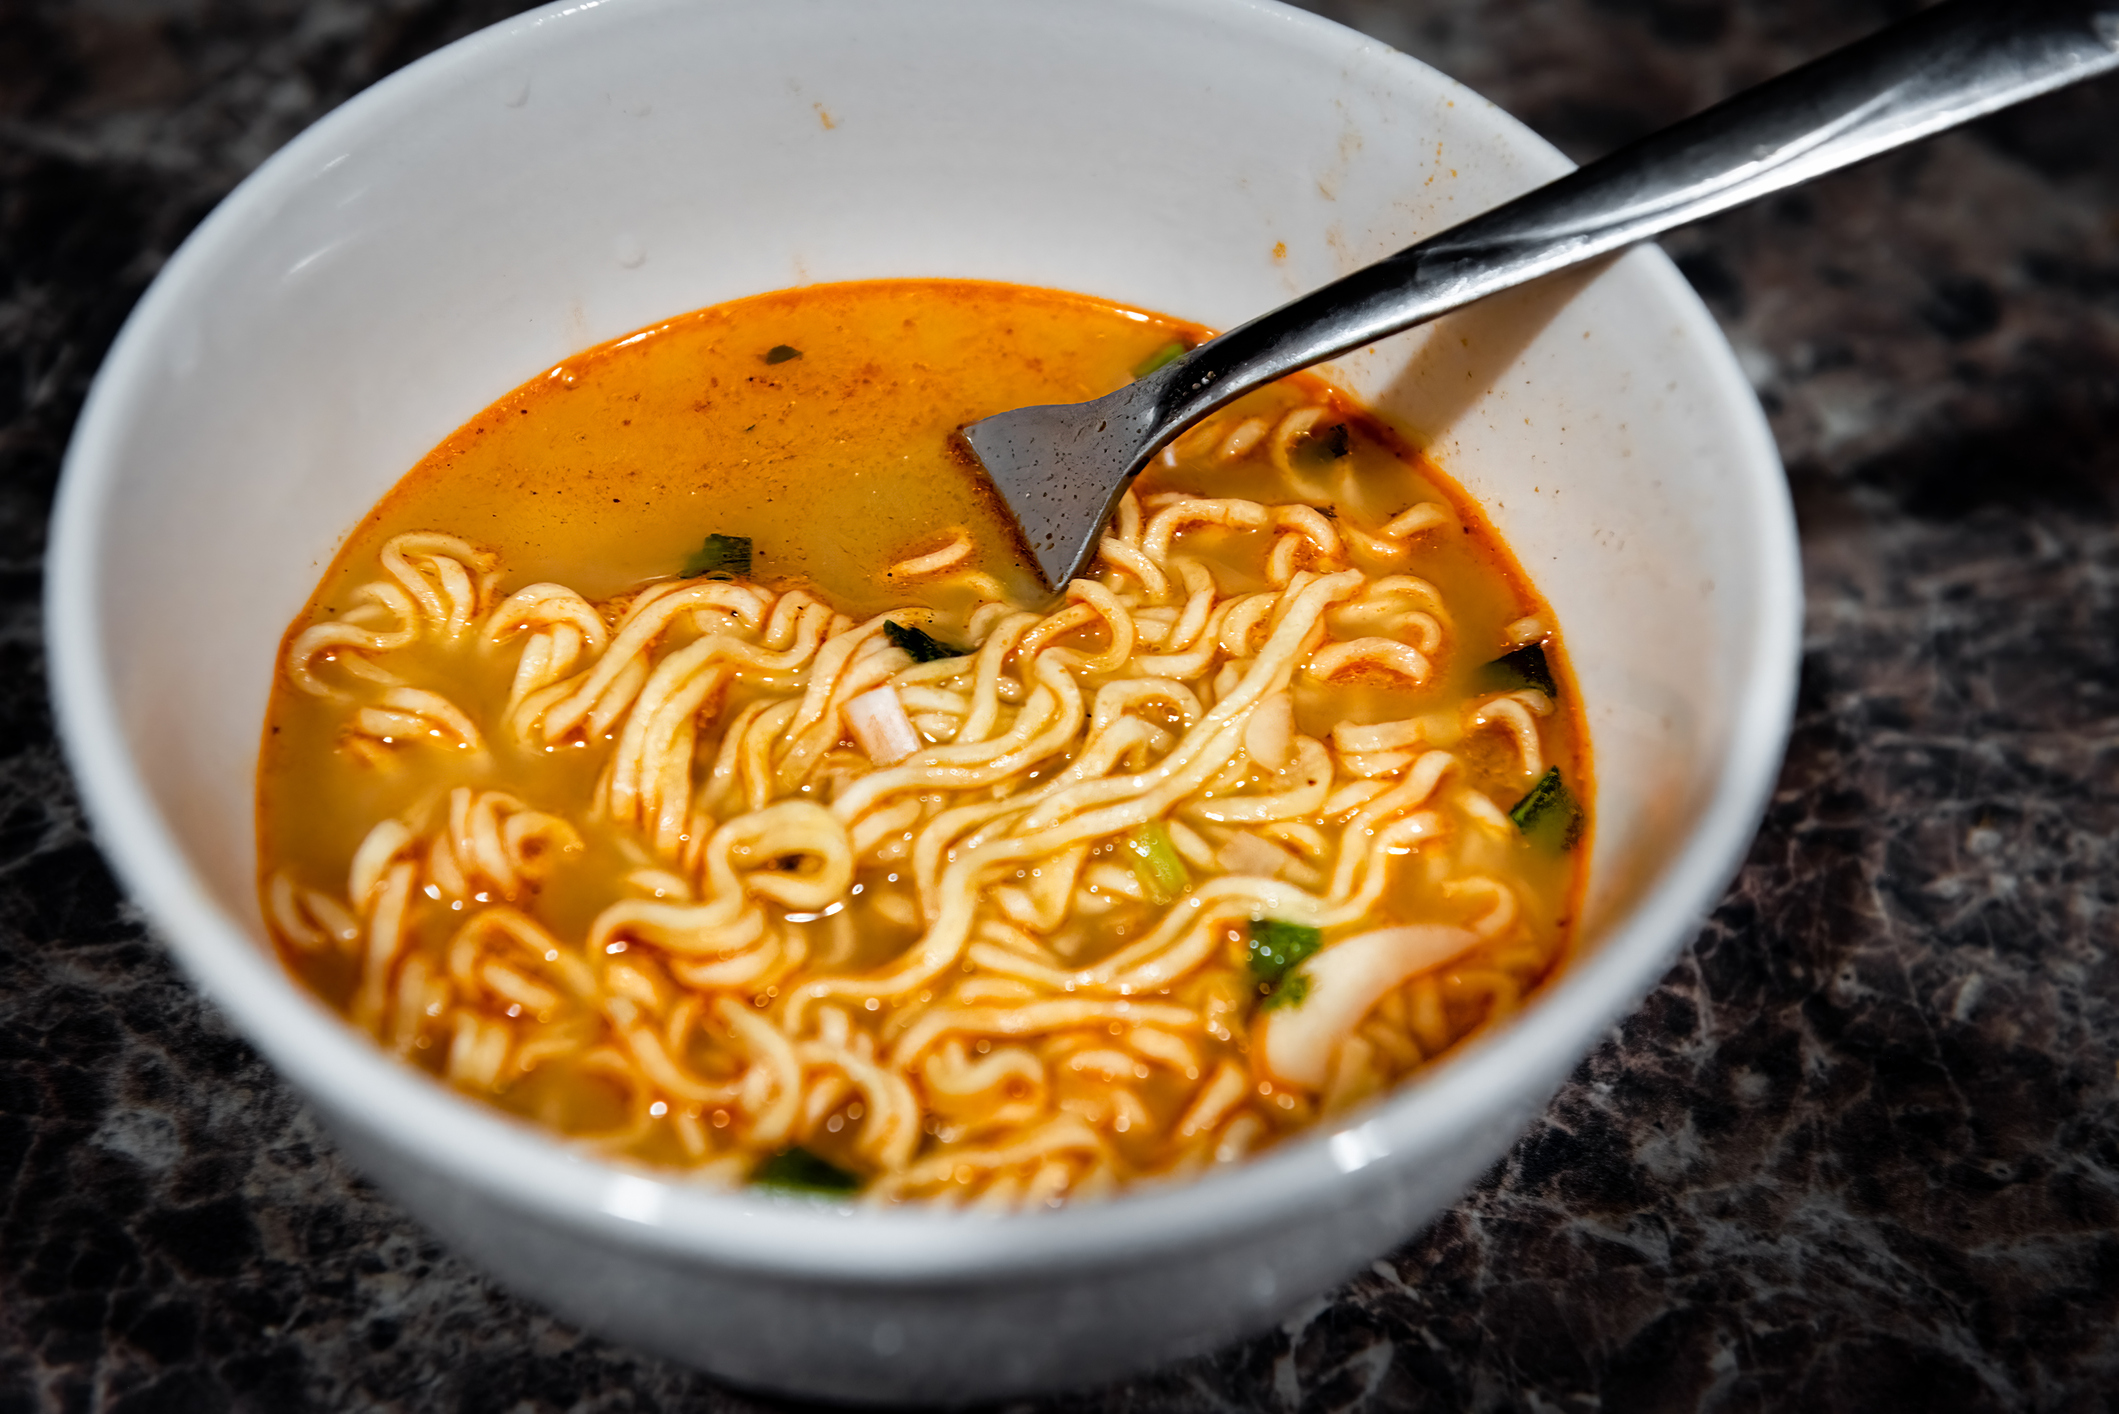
<box><xmin>46</xmin><ymin>0</ymin><xmax>1800</xmax><ymax>1283</ymax></box>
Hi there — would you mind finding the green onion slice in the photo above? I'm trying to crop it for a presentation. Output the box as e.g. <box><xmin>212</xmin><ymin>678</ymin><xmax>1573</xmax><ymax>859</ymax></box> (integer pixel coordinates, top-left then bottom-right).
<box><xmin>1298</xmin><ymin>422</ymin><xmax>1351</xmax><ymax>464</ymax></box>
<box><xmin>1247</xmin><ymin>917</ymin><xmax>1322</xmax><ymax>985</ymax></box>
<box><xmin>1122</xmin><ymin>821</ymin><xmax>1190</xmax><ymax>905</ymax></box>
<box><xmin>883</xmin><ymin>620</ymin><xmax>968</xmax><ymax>663</ymax></box>
<box><xmin>752</xmin><ymin>1147</ymin><xmax>861</xmax><ymax>1194</ymax></box>
<box><xmin>764</xmin><ymin>344</ymin><xmax>802</xmax><ymax>364</ymax></box>
<box><xmin>1131</xmin><ymin>340</ymin><xmax>1188</xmax><ymax>379</ymax></box>
<box><xmin>682</xmin><ymin>533</ymin><xmax>752</xmax><ymax>579</ymax></box>
<box><xmin>1508</xmin><ymin>766</ymin><xmax>1584</xmax><ymax>851</ymax></box>
<box><xmin>1259</xmin><ymin>973</ymin><xmax>1311</xmax><ymax>1012</ymax></box>
<box><xmin>1481</xmin><ymin>642</ymin><xmax>1556</xmax><ymax>696</ymax></box>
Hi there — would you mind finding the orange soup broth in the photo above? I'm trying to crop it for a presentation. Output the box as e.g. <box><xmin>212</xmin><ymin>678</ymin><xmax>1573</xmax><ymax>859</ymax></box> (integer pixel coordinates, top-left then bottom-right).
<box><xmin>259</xmin><ymin>278</ymin><xmax>1591</xmax><ymax>1176</ymax></box>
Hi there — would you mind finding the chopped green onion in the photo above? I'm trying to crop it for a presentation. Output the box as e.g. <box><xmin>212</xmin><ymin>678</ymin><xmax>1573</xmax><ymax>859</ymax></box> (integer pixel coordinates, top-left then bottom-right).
<box><xmin>1247</xmin><ymin>917</ymin><xmax>1322</xmax><ymax>985</ymax></box>
<box><xmin>884</xmin><ymin>620</ymin><xmax>968</xmax><ymax>663</ymax></box>
<box><xmin>752</xmin><ymin>1147</ymin><xmax>861</xmax><ymax>1194</ymax></box>
<box><xmin>682</xmin><ymin>533</ymin><xmax>752</xmax><ymax>579</ymax></box>
<box><xmin>1122</xmin><ymin>821</ymin><xmax>1190</xmax><ymax>905</ymax></box>
<box><xmin>1259</xmin><ymin>973</ymin><xmax>1311</xmax><ymax>1012</ymax></box>
<box><xmin>1297</xmin><ymin>422</ymin><xmax>1352</xmax><ymax>464</ymax></box>
<box><xmin>764</xmin><ymin>344</ymin><xmax>802</xmax><ymax>364</ymax></box>
<box><xmin>1131</xmin><ymin>340</ymin><xmax>1188</xmax><ymax>378</ymax></box>
<box><xmin>1509</xmin><ymin>766</ymin><xmax>1584</xmax><ymax>851</ymax></box>
<box><xmin>1481</xmin><ymin>643</ymin><xmax>1556</xmax><ymax>696</ymax></box>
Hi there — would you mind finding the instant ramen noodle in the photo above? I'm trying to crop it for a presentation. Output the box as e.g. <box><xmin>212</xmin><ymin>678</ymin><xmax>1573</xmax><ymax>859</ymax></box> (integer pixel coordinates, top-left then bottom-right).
<box><xmin>258</xmin><ymin>279</ymin><xmax>1590</xmax><ymax>1207</ymax></box>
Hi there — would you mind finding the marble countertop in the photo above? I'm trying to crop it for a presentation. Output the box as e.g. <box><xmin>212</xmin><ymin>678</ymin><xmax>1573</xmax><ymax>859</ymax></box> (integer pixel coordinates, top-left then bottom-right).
<box><xmin>3</xmin><ymin>0</ymin><xmax>2115</xmax><ymax>1407</ymax></box>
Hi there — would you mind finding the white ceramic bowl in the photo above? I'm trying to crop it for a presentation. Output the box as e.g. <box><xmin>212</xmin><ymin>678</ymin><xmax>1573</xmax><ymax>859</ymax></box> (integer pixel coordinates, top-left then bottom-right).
<box><xmin>47</xmin><ymin>0</ymin><xmax>1799</xmax><ymax>1401</ymax></box>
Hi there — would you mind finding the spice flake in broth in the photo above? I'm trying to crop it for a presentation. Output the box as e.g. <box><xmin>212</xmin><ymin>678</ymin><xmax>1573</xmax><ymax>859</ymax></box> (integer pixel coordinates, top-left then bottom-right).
<box><xmin>258</xmin><ymin>278</ymin><xmax>1591</xmax><ymax>1205</ymax></box>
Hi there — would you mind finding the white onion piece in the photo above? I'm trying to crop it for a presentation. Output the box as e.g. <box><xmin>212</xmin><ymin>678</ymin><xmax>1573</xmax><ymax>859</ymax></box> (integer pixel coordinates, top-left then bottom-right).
<box><xmin>1257</xmin><ymin>925</ymin><xmax>1480</xmax><ymax>1089</ymax></box>
<box><xmin>844</xmin><ymin>686</ymin><xmax>921</xmax><ymax>765</ymax></box>
<box><xmin>1244</xmin><ymin>691</ymin><xmax>1295</xmax><ymax>769</ymax></box>
<box><xmin>1214</xmin><ymin>832</ymin><xmax>1290</xmax><ymax>878</ymax></box>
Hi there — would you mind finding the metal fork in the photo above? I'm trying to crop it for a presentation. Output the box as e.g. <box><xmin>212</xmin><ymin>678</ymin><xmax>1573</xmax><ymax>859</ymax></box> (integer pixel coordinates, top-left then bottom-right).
<box><xmin>963</xmin><ymin>0</ymin><xmax>2119</xmax><ymax>589</ymax></box>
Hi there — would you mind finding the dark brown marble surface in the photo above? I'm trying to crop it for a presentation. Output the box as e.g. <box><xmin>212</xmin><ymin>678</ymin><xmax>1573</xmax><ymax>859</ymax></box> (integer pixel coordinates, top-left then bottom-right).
<box><xmin>3</xmin><ymin>0</ymin><xmax>2116</xmax><ymax>1409</ymax></box>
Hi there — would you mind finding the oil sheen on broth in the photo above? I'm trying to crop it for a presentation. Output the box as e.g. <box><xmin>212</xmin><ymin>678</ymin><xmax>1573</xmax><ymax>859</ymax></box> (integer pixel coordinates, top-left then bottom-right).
<box><xmin>259</xmin><ymin>279</ymin><xmax>1590</xmax><ymax>1206</ymax></box>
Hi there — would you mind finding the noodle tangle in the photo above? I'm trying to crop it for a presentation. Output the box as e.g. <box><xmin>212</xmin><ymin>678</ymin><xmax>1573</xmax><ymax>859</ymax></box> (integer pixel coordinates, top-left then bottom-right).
<box><xmin>264</xmin><ymin>383</ymin><xmax>1581</xmax><ymax>1209</ymax></box>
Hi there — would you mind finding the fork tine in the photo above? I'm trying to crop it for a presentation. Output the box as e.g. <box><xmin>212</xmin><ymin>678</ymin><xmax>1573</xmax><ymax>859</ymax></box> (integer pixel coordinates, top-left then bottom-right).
<box><xmin>960</xmin><ymin>377</ymin><xmax>1167</xmax><ymax>590</ymax></box>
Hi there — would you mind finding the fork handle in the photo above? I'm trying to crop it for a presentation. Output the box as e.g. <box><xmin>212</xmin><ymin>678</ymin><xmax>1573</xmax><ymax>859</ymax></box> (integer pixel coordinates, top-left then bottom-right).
<box><xmin>1142</xmin><ymin>0</ymin><xmax>2119</xmax><ymax>443</ymax></box>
